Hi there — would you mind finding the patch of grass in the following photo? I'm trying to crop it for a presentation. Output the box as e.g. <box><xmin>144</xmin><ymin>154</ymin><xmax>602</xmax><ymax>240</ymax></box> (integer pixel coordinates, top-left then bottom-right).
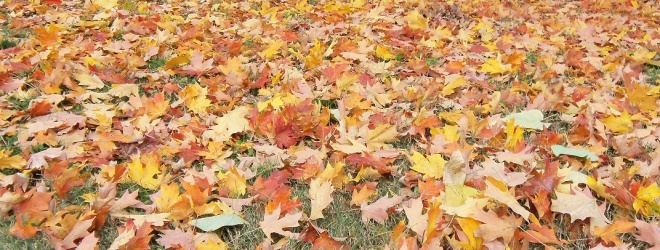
<box><xmin>172</xmin><ymin>74</ymin><xmax>198</xmax><ymax>88</ymax></box>
<box><xmin>525</xmin><ymin>51</ymin><xmax>539</xmax><ymax>65</ymax></box>
<box><xmin>7</xmin><ymin>96</ymin><xmax>34</xmax><ymax>111</ymax></box>
<box><xmin>394</xmin><ymin>54</ymin><xmax>405</xmax><ymax>62</ymax></box>
<box><xmin>0</xmin><ymin>38</ymin><xmax>17</xmax><ymax>49</ymax></box>
<box><xmin>0</xmin><ymin>134</ymin><xmax>22</xmax><ymax>155</ymax></box>
<box><xmin>644</xmin><ymin>64</ymin><xmax>660</xmax><ymax>85</ymax></box>
<box><xmin>426</xmin><ymin>57</ymin><xmax>440</xmax><ymax>66</ymax></box>
<box><xmin>30</xmin><ymin>144</ymin><xmax>49</xmax><ymax>154</ymax></box>
<box><xmin>314</xmin><ymin>98</ymin><xmax>338</xmax><ymax>109</ymax></box>
<box><xmin>147</xmin><ymin>57</ymin><xmax>167</xmax><ymax>71</ymax></box>
<box><xmin>242</xmin><ymin>39</ymin><xmax>255</xmax><ymax>48</ymax></box>
<box><xmin>316</xmin><ymin>188</ymin><xmax>405</xmax><ymax>249</ymax></box>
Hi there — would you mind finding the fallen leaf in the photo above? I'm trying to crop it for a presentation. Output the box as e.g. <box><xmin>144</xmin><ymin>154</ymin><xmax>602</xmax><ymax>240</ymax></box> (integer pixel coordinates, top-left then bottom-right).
<box><xmin>551</xmin><ymin>145</ymin><xmax>599</xmax><ymax>161</ymax></box>
<box><xmin>309</xmin><ymin>179</ymin><xmax>335</xmax><ymax>220</ymax></box>
<box><xmin>260</xmin><ymin>206</ymin><xmax>302</xmax><ymax>243</ymax></box>
<box><xmin>189</xmin><ymin>214</ymin><xmax>246</xmax><ymax>232</ymax></box>
<box><xmin>503</xmin><ymin>110</ymin><xmax>550</xmax><ymax>130</ymax></box>
<box><xmin>360</xmin><ymin>195</ymin><xmax>403</xmax><ymax>224</ymax></box>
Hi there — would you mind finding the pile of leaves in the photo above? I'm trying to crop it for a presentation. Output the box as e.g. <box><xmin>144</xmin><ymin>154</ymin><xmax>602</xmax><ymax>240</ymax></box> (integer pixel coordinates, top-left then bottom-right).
<box><xmin>1</xmin><ymin>0</ymin><xmax>659</xmax><ymax>249</ymax></box>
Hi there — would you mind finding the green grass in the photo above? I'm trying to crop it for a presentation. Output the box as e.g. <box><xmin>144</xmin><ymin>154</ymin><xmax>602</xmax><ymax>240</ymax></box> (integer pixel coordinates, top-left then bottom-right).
<box><xmin>147</xmin><ymin>57</ymin><xmax>167</xmax><ymax>71</ymax></box>
<box><xmin>644</xmin><ymin>64</ymin><xmax>660</xmax><ymax>85</ymax></box>
<box><xmin>6</xmin><ymin>96</ymin><xmax>34</xmax><ymax>111</ymax></box>
<box><xmin>0</xmin><ymin>38</ymin><xmax>16</xmax><ymax>49</ymax></box>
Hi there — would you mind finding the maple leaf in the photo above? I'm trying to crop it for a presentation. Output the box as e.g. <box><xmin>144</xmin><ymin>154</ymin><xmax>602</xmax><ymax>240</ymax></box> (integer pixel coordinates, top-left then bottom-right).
<box><xmin>442</xmin><ymin>74</ymin><xmax>466</xmax><ymax>96</ymax></box>
<box><xmin>633</xmin><ymin>182</ymin><xmax>660</xmax><ymax>216</ymax></box>
<box><xmin>402</xmin><ymin>197</ymin><xmax>427</xmax><ymax>237</ymax></box>
<box><xmin>108</xmin><ymin>221</ymin><xmax>153</xmax><ymax>250</ymax></box>
<box><xmin>408</xmin><ymin>151</ymin><xmax>446</xmax><ymax>179</ymax></box>
<box><xmin>375</xmin><ymin>45</ymin><xmax>396</xmax><ymax>60</ymax></box>
<box><xmin>218</xmin><ymin>167</ymin><xmax>247</xmax><ymax>197</ymax></box>
<box><xmin>350</xmin><ymin>183</ymin><xmax>377</xmax><ymax>206</ymax></box>
<box><xmin>602</xmin><ymin>110</ymin><xmax>634</xmax><ymax>134</ymax></box>
<box><xmin>551</xmin><ymin>187</ymin><xmax>610</xmax><ymax>229</ymax></box>
<box><xmin>202</xmin><ymin>106</ymin><xmax>251</xmax><ymax>144</ymax></box>
<box><xmin>0</xmin><ymin>150</ymin><xmax>26</xmax><ymax>170</ymax></box>
<box><xmin>260</xmin><ymin>206</ymin><xmax>302</xmax><ymax>243</ymax></box>
<box><xmin>479</xmin><ymin>54</ymin><xmax>512</xmax><ymax>74</ymax></box>
<box><xmin>360</xmin><ymin>195</ymin><xmax>403</xmax><ymax>224</ymax></box>
<box><xmin>126</xmin><ymin>154</ymin><xmax>162</xmax><ymax>190</ymax></box>
<box><xmin>406</xmin><ymin>10</ymin><xmax>428</xmax><ymax>30</ymax></box>
<box><xmin>366</xmin><ymin>124</ymin><xmax>398</xmax><ymax>150</ymax></box>
<box><xmin>308</xmin><ymin>178</ymin><xmax>335</xmax><ymax>220</ymax></box>
<box><xmin>258</xmin><ymin>40</ymin><xmax>285</xmax><ymax>59</ymax></box>
<box><xmin>180</xmin><ymin>52</ymin><xmax>214</xmax><ymax>75</ymax></box>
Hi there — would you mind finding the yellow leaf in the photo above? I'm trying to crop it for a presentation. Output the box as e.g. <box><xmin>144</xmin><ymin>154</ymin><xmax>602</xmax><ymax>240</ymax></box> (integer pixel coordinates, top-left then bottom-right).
<box><xmin>92</xmin><ymin>0</ymin><xmax>118</xmax><ymax>10</ymax></box>
<box><xmin>444</xmin><ymin>184</ymin><xmax>479</xmax><ymax>207</ymax></box>
<box><xmin>218</xmin><ymin>167</ymin><xmax>247</xmax><ymax>197</ymax></box>
<box><xmin>126</xmin><ymin>154</ymin><xmax>162</xmax><ymax>190</ymax></box>
<box><xmin>366</xmin><ymin>124</ymin><xmax>398</xmax><ymax>150</ymax></box>
<box><xmin>375</xmin><ymin>45</ymin><xmax>395</xmax><ymax>60</ymax></box>
<box><xmin>305</xmin><ymin>40</ymin><xmax>325</xmax><ymax>68</ymax></box>
<box><xmin>406</xmin><ymin>10</ymin><xmax>428</xmax><ymax>30</ymax></box>
<box><xmin>309</xmin><ymin>179</ymin><xmax>335</xmax><ymax>220</ymax></box>
<box><xmin>629</xmin><ymin>49</ymin><xmax>656</xmax><ymax>62</ymax></box>
<box><xmin>258</xmin><ymin>40</ymin><xmax>285</xmax><ymax>59</ymax></box>
<box><xmin>438</xmin><ymin>111</ymin><xmax>463</xmax><ymax>124</ymax></box>
<box><xmin>165</xmin><ymin>55</ymin><xmax>190</xmax><ymax>69</ymax></box>
<box><xmin>442</xmin><ymin>76</ymin><xmax>465</xmax><ymax>96</ymax></box>
<box><xmin>633</xmin><ymin>183</ymin><xmax>660</xmax><ymax>216</ymax></box>
<box><xmin>0</xmin><ymin>150</ymin><xmax>26</xmax><ymax>170</ymax></box>
<box><xmin>409</xmin><ymin>151</ymin><xmax>446</xmax><ymax>179</ymax></box>
<box><xmin>479</xmin><ymin>55</ymin><xmax>512</xmax><ymax>74</ymax></box>
<box><xmin>154</xmin><ymin>182</ymin><xmax>181</xmax><ymax>212</ymax></box>
<box><xmin>505</xmin><ymin>119</ymin><xmax>524</xmax><ymax>150</ymax></box>
<box><xmin>187</xmin><ymin>96</ymin><xmax>211</xmax><ymax>114</ymax></box>
<box><xmin>602</xmin><ymin>110</ymin><xmax>633</xmax><ymax>134</ymax></box>
<box><xmin>442</xmin><ymin>125</ymin><xmax>460</xmax><ymax>142</ymax></box>
<box><xmin>218</xmin><ymin>56</ymin><xmax>244</xmax><ymax>76</ymax></box>
<box><xmin>319</xmin><ymin>162</ymin><xmax>348</xmax><ymax>189</ymax></box>
<box><xmin>353</xmin><ymin>167</ymin><xmax>381</xmax><ymax>182</ymax></box>
<box><xmin>456</xmin><ymin>218</ymin><xmax>483</xmax><ymax>250</ymax></box>
<box><xmin>196</xmin><ymin>239</ymin><xmax>228</xmax><ymax>250</ymax></box>
<box><xmin>75</xmin><ymin>72</ymin><xmax>105</xmax><ymax>90</ymax></box>
<box><xmin>337</xmin><ymin>73</ymin><xmax>359</xmax><ymax>90</ymax></box>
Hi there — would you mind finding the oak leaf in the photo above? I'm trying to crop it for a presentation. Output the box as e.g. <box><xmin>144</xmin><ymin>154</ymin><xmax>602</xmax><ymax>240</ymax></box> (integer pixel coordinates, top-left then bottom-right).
<box><xmin>551</xmin><ymin>187</ymin><xmax>610</xmax><ymax>229</ymax></box>
<box><xmin>360</xmin><ymin>195</ymin><xmax>403</xmax><ymax>224</ymax></box>
<box><xmin>260</xmin><ymin>206</ymin><xmax>302</xmax><ymax>243</ymax></box>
